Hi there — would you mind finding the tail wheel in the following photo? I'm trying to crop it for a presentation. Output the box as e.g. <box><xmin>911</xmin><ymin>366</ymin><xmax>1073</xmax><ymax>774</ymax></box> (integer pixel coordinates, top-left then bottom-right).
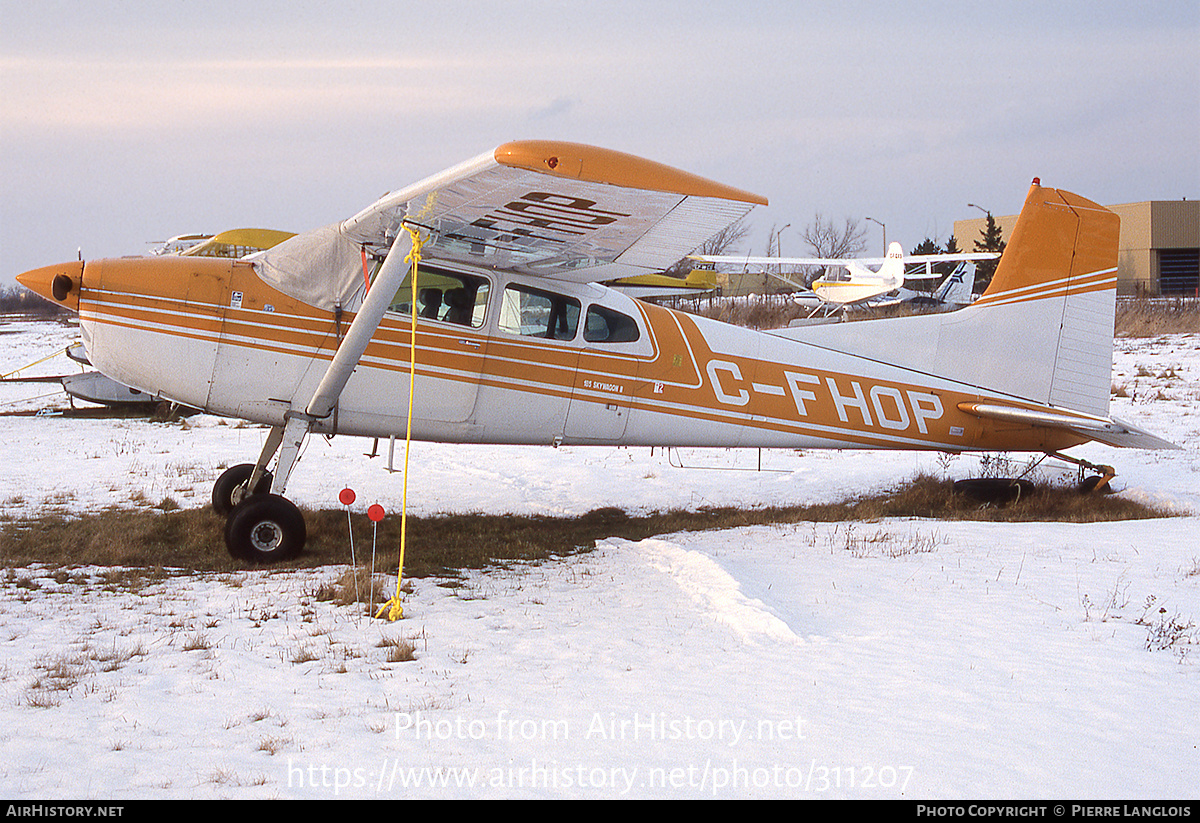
<box><xmin>225</xmin><ymin>494</ymin><xmax>306</xmax><ymax>563</ymax></box>
<box><xmin>212</xmin><ymin>463</ymin><xmax>273</xmax><ymax>516</ymax></box>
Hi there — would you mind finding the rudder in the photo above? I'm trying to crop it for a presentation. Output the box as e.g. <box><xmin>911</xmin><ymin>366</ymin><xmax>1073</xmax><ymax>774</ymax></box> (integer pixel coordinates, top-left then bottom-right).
<box><xmin>970</xmin><ymin>181</ymin><xmax>1120</xmax><ymax>416</ymax></box>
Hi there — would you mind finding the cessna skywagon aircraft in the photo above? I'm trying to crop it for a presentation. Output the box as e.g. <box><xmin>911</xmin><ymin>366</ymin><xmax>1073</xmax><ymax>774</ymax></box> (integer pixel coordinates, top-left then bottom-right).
<box><xmin>699</xmin><ymin>244</ymin><xmax>999</xmax><ymax>308</ymax></box>
<box><xmin>16</xmin><ymin>140</ymin><xmax>1175</xmax><ymax>563</ymax></box>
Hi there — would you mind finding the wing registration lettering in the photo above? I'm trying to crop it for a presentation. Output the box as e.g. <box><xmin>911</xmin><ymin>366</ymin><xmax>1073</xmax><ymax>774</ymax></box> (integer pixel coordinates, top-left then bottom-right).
<box><xmin>470</xmin><ymin>192</ymin><xmax>633</xmax><ymax>243</ymax></box>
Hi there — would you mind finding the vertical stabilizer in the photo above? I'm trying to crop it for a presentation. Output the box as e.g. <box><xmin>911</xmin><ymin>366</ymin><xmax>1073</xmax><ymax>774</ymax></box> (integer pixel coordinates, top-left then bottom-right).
<box><xmin>970</xmin><ymin>181</ymin><xmax>1120</xmax><ymax>416</ymax></box>
<box><xmin>933</xmin><ymin>266</ymin><xmax>973</xmax><ymax>307</ymax></box>
<box><xmin>772</xmin><ymin>181</ymin><xmax>1120</xmax><ymax>418</ymax></box>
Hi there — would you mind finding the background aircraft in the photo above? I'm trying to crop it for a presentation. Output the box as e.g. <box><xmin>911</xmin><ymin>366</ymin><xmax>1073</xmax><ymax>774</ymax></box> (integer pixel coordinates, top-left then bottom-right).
<box><xmin>698</xmin><ymin>245</ymin><xmax>998</xmax><ymax>310</ymax></box>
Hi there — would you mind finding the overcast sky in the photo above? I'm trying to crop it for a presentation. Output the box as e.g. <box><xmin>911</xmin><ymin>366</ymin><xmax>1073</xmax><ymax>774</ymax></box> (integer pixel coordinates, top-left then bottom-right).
<box><xmin>3</xmin><ymin>0</ymin><xmax>1197</xmax><ymax>285</ymax></box>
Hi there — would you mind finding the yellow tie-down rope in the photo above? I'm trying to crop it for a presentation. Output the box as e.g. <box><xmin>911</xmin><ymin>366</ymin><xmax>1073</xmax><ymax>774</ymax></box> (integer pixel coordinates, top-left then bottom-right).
<box><xmin>376</xmin><ymin>224</ymin><xmax>424</xmax><ymax>622</ymax></box>
<box><xmin>1</xmin><ymin>346</ymin><xmax>70</xmax><ymax>380</ymax></box>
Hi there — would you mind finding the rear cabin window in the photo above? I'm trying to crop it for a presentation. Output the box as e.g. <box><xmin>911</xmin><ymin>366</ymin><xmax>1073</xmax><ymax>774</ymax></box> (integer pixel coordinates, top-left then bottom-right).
<box><xmin>383</xmin><ymin>267</ymin><xmax>489</xmax><ymax>328</ymax></box>
<box><xmin>583</xmin><ymin>305</ymin><xmax>640</xmax><ymax>343</ymax></box>
<box><xmin>499</xmin><ymin>285</ymin><xmax>580</xmax><ymax>340</ymax></box>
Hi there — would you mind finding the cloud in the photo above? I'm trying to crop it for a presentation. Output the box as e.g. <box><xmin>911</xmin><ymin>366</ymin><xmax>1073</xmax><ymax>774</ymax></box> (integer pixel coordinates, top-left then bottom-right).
<box><xmin>528</xmin><ymin>97</ymin><xmax>576</xmax><ymax>121</ymax></box>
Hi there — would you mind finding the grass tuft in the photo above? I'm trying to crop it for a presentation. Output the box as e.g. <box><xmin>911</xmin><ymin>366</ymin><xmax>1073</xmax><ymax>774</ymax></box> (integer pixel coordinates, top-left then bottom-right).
<box><xmin>377</xmin><ymin>636</ymin><xmax>417</xmax><ymax>663</ymax></box>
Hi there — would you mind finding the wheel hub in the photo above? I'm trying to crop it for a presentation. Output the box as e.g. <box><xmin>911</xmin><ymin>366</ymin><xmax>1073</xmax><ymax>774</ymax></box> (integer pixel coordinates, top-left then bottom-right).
<box><xmin>249</xmin><ymin>520</ymin><xmax>284</xmax><ymax>553</ymax></box>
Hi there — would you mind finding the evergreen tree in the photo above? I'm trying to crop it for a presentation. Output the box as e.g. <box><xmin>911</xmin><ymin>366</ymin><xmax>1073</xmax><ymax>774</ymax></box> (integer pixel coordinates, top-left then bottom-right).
<box><xmin>972</xmin><ymin>214</ymin><xmax>1006</xmax><ymax>293</ymax></box>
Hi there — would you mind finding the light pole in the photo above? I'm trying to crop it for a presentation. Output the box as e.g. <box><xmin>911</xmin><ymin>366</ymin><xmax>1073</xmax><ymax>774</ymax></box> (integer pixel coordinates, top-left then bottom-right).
<box><xmin>772</xmin><ymin>223</ymin><xmax>790</xmax><ymax>257</ymax></box>
<box><xmin>771</xmin><ymin>223</ymin><xmax>791</xmax><ymax>288</ymax></box>
<box><xmin>865</xmin><ymin>216</ymin><xmax>886</xmax><ymax>254</ymax></box>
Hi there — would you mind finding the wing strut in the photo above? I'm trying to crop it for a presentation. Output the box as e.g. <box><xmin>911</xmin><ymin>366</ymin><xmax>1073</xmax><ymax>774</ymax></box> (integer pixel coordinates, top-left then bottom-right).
<box><xmin>252</xmin><ymin>227</ymin><xmax>419</xmax><ymax>498</ymax></box>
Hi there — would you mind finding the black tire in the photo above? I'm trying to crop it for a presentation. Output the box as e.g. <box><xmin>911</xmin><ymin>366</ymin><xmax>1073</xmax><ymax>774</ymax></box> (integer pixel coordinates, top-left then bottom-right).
<box><xmin>1078</xmin><ymin>475</ymin><xmax>1113</xmax><ymax>494</ymax></box>
<box><xmin>953</xmin><ymin>477</ymin><xmax>1035</xmax><ymax>504</ymax></box>
<box><xmin>212</xmin><ymin>464</ymin><xmax>273</xmax><ymax>516</ymax></box>
<box><xmin>224</xmin><ymin>494</ymin><xmax>306</xmax><ymax>563</ymax></box>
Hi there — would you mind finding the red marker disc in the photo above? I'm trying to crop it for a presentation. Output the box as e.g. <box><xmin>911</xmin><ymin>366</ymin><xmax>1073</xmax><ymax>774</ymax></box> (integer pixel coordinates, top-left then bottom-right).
<box><xmin>368</xmin><ymin>504</ymin><xmax>385</xmax><ymax>522</ymax></box>
<box><xmin>339</xmin><ymin>488</ymin><xmax>356</xmax><ymax>506</ymax></box>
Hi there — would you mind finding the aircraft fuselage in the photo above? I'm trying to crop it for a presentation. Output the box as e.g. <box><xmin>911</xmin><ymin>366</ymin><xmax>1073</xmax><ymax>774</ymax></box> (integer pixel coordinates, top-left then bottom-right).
<box><xmin>51</xmin><ymin>254</ymin><xmax>1082</xmax><ymax>454</ymax></box>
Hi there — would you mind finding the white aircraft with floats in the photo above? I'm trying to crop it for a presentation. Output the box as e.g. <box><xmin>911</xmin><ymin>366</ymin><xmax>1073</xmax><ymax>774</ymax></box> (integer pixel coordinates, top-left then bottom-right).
<box><xmin>698</xmin><ymin>244</ymin><xmax>998</xmax><ymax>309</ymax></box>
<box><xmin>17</xmin><ymin>141</ymin><xmax>1176</xmax><ymax>563</ymax></box>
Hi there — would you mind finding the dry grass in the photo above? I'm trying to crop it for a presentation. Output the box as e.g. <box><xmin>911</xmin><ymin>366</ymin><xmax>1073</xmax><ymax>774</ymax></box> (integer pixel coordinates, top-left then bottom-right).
<box><xmin>1115</xmin><ymin>298</ymin><xmax>1200</xmax><ymax>337</ymax></box>
<box><xmin>692</xmin><ymin>295</ymin><xmax>812</xmax><ymax>329</ymax></box>
<box><xmin>689</xmin><ymin>295</ymin><xmax>933</xmax><ymax>329</ymax></box>
<box><xmin>0</xmin><ymin>475</ymin><xmax>1179</xmax><ymax>574</ymax></box>
<box><xmin>313</xmin><ymin>567</ymin><xmax>389</xmax><ymax>606</ymax></box>
<box><xmin>377</xmin><ymin>636</ymin><xmax>417</xmax><ymax>663</ymax></box>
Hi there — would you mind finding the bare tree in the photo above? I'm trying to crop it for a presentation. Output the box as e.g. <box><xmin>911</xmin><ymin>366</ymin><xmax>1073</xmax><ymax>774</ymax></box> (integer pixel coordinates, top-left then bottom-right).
<box><xmin>799</xmin><ymin>214</ymin><xmax>868</xmax><ymax>286</ymax></box>
<box><xmin>697</xmin><ymin>216</ymin><xmax>751</xmax><ymax>257</ymax></box>
<box><xmin>801</xmin><ymin>213</ymin><xmax>868</xmax><ymax>258</ymax></box>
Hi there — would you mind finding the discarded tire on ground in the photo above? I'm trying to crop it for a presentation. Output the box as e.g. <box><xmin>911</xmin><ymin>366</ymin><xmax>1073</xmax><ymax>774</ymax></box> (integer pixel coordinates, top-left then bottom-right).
<box><xmin>952</xmin><ymin>478</ymin><xmax>1035</xmax><ymax>504</ymax></box>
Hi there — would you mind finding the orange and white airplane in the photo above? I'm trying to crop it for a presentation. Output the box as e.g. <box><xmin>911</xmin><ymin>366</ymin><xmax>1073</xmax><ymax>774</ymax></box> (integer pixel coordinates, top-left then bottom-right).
<box><xmin>16</xmin><ymin>140</ymin><xmax>1175</xmax><ymax>562</ymax></box>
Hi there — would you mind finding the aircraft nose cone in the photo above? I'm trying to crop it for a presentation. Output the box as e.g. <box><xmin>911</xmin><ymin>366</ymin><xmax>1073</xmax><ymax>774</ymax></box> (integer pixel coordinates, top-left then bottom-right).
<box><xmin>15</xmin><ymin>260</ymin><xmax>84</xmax><ymax>312</ymax></box>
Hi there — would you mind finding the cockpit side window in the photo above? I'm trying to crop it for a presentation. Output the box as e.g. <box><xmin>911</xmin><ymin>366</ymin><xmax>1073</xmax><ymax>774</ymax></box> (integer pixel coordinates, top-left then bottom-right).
<box><xmin>381</xmin><ymin>265</ymin><xmax>489</xmax><ymax>328</ymax></box>
<box><xmin>498</xmin><ymin>284</ymin><xmax>580</xmax><ymax>340</ymax></box>
<box><xmin>583</xmin><ymin>305</ymin><xmax>641</xmax><ymax>343</ymax></box>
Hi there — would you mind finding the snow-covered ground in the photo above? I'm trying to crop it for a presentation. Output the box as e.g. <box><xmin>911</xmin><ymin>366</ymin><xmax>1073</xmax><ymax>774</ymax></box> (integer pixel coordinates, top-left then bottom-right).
<box><xmin>1</xmin><ymin>317</ymin><xmax>1197</xmax><ymax>798</ymax></box>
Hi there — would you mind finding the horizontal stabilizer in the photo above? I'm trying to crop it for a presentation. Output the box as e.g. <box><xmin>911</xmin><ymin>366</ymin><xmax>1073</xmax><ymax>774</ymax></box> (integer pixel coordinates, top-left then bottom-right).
<box><xmin>1088</xmin><ymin>417</ymin><xmax>1182</xmax><ymax>450</ymax></box>
<box><xmin>958</xmin><ymin>402</ymin><xmax>1180</xmax><ymax>450</ymax></box>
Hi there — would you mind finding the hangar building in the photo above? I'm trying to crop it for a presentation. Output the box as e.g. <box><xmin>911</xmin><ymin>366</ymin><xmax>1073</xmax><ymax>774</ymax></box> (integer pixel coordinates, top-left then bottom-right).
<box><xmin>955</xmin><ymin>199</ymin><xmax>1198</xmax><ymax>297</ymax></box>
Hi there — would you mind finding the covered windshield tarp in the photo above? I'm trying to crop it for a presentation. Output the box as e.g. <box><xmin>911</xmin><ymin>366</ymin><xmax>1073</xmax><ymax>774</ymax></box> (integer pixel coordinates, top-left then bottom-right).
<box><xmin>252</xmin><ymin>222</ymin><xmax>366</xmax><ymax>311</ymax></box>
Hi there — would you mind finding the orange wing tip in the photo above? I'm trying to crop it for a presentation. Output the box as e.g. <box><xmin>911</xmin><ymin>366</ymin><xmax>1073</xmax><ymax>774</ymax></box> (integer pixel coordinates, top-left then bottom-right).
<box><xmin>493</xmin><ymin>140</ymin><xmax>768</xmax><ymax>206</ymax></box>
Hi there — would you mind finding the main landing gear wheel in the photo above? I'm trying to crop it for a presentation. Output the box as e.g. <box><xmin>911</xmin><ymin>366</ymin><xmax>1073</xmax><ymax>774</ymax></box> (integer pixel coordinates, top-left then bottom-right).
<box><xmin>224</xmin><ymin>494</ymin><xmax>307</xmax><ymax>563</ymax></box>
<box><xmin>212</xmin><ymin>463</ymin><xmax>274</xmax><ymax>516</ymax></box>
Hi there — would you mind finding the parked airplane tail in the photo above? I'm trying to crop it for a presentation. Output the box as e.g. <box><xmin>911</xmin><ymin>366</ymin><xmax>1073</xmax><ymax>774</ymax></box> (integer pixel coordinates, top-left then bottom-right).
<box><xmin>932</xmin><ymin>265</ymin><xmax>974</xmax><ymax>307</ymax></box>
<box><xmin>844</xmin><ymin>241</ymin><xmax>905</xmax><ymax>287</ymax></box>
<box><xmin>952</xmin><ymin>180</ymin><xmax>1119</xmax><ymax>417</ymax></box>
<box><xmin>776</xmin><ymin>179</ymin><xmax>1173</xmax><ymax>448</ymax></box>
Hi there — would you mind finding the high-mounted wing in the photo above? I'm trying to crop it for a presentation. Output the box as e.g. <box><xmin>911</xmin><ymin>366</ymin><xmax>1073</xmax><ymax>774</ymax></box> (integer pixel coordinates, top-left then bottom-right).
<box><xmin>256</xmin><ymin>141</ymin><xmax>765</xmax><ymax>311</ymax></box>
<box><xmin>344</xmin><ymin>141</ymin><xmax>766</xmax><ymax>278</ymax></box>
